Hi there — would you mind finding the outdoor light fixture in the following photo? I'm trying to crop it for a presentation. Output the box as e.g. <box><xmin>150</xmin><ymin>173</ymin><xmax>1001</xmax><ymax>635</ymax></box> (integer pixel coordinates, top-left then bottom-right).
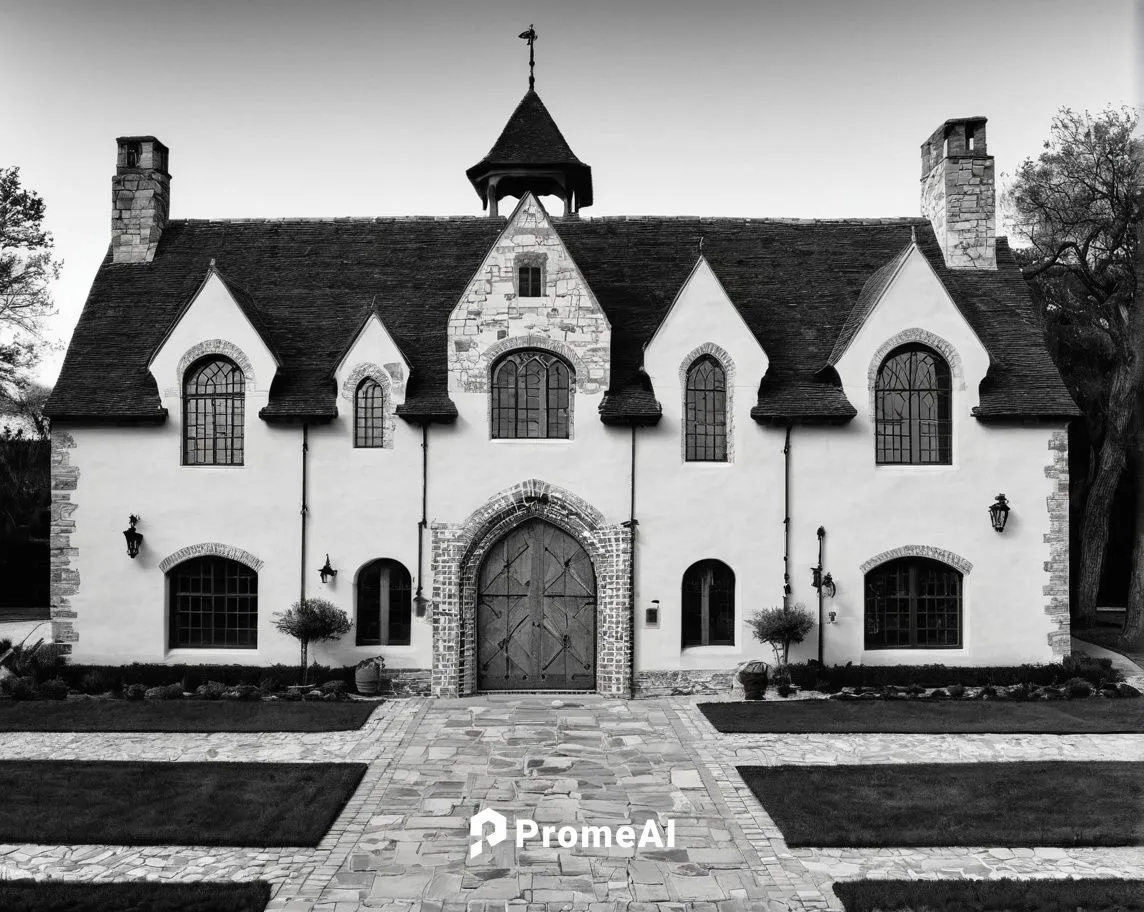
<box><xmin>828</xmin><ymin>610</ymin><xmax>837</xmax><ymax>624</ymax></box>
<box><xmin>646</xmin><ymin>599</ymin><xmax>660</xmax><ymax>627</ymax></box>
<box><xmin>123</xmin><ymin>514</ymin><xmax>143</xmax><ymax>559</ymax></box>
<box><xmin>318</xmin><ymin>554</ymin><xmax>337</xmax><ymax>584</ymax></box>
<box><xmin>413</xmin><ymin>589</ymin><xmax>428</xmax><ymax>617</ymax></box>
<box><xmin>988</xmin><ymin>494</ymin><xmax>1011</xmax><ymax>533</ymax></box>
<box><xmin>821</xmin><ymin>572</ymin><xmax>836</xmax><ymax>599</ymax></box>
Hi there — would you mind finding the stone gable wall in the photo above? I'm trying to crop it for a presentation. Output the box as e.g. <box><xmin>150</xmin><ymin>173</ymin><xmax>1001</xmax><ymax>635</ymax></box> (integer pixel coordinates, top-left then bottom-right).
<box><xmin>447</xmin><ymin>198</ymin><xmax>609</xmax><ymax>395</ymax></box>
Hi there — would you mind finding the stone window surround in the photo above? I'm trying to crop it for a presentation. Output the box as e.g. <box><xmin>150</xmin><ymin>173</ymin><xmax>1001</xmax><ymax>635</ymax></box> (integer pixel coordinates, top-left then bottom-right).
<box><xmin>158</xmin><ymin>542</ymin><xmax>265</xmax><ymax>574</ymax></box>
<box><xmin>859</xmin><ymin>545</ymin><xmax>973</xmax><ymax>576</ymax></box>
<box><xmin>484</xmin><ymin>338</ymin><xmax>584</xmax><ymax>441</ymax></box>
<box><xmin>341</xmin><ymin>363</ymin><xmax>396</xmax><ymax>450</ymax></box>
<box><xmin>514</xmin><ymin>252</ymin><xmax>547</xmax><ymax>298</ymax></box>
<box><xmin>678</xmin><ymin>342</ymin><xmax>735</xmax><ymax>464</ymax></box>
<box><xmin>176</xmin><ymin>340</ymin><xmax>257</xmax><ymax>390</ymax></box>
<box><xmin>429</xmin><ymin>479</ymin><xmax>632</xmax><ymax>698</ymax></box>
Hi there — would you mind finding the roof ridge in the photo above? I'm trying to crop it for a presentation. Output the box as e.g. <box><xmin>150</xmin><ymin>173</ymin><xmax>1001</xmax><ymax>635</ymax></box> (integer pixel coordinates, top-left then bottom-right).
<box><xmin>170</xmin><ymin>215</ymin><xmax>929</xmax><ymax>227</ymax></box>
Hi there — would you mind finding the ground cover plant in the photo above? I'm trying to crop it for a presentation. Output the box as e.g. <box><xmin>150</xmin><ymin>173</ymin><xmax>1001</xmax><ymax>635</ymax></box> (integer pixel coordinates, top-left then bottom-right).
<box><xmin>700</xmin><ymin>699</ymin><xmax>1144</xmax><ymax>734</ymax></box>
<box><xmin>737</xmin><ymin>761</ymin><xmax>1144</xmax><ymax>847</ymax></box>
<box><xmin>0</xmin><ymin>699</ymin><xmax>378</xmax><ymax>732</ymax></box>
<box><xmin>0</xmin><ymin>761</ymin><xmax>367</xmax><ymax>846</ymax></box>
<box><xmin>0</xmin><ymin>880</ymin><xmax>271</xmax><ymax>912</ymax></box>
<box><xmin>833</xmin><ymin>878</ymin><xmax>1144</xmax><ymax>912</ymax></box>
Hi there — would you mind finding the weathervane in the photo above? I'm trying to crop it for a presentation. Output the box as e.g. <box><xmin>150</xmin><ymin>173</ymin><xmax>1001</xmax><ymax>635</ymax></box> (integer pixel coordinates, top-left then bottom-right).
<box><xmin>519</xmin><ymin>24</ymin><xmax>537</xmax><ymax>90</ymax></box>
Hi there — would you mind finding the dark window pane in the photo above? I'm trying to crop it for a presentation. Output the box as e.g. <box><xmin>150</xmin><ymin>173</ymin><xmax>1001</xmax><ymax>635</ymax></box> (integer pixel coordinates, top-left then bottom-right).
<box><xmin>864</xmin><ymin>557</ymin><xmax>961</xmax><ymax>649</ymax></box>
<box><xmin>354</xmin><ymin>378</ymin><xmax>385</xmax><ymax>448</ymax></box>
<box><xmin>681</xmin><ymin>559</ymin><xmax>735</xmax><ymax>647</ymax></box>
<box><xmin>875</xmin><ymin>346</ymin><xmax>951</xmax><ymax>465</ymax></box>
<box><xmin>183</xmin><ymin>358</ymin><xmax>245</xmax><ymax>466</ymax></box>
<box><xmin>490</xmin><ymin>350</ymin><xmax>573</xmax><ymax>440</ymax></box>
<box><xmin>357</xmin><ymin>559</ymin><xmax>412</xmax><ymax>646</ymax></box>
<box><xmin>685</xmin><ymin>355</ymin><xmax>727</xmax><ymax>462</ymax></box>
<box><xmin>169</xmin><ymin>556</ymin><xmax>258</xmax><ymax>649</ymax></box>
<box><xmin>518</xmin><ymin>265</ymin><xmax>542</xmax><ymax>297</ymax></box>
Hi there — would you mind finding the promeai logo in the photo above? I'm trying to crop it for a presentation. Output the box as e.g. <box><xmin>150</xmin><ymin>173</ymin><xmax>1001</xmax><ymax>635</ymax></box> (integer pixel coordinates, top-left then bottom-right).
<box><xmin>469</xmin><ymin>806</ymin><xmax>674</xmax><ymax>858</ymax></box>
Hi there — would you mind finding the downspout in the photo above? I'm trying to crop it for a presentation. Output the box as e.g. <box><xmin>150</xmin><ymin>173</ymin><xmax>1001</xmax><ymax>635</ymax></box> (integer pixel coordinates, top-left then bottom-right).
<box><xmin>300</xmin><ymin>423</ymin><xmax>309</xmax><ymax>604</ymax></box>
<box><xmin>415</xmin><ymin>423</ymin><xmax>428</xmax><ymax>612</ymax></box>
<box><xmin>783</xmin><ymin>424</ymin><xmax>792</xmax><ymax>610</ymax></box>
<box><xmin>622</xmin><ymin>424</ymin><xmax>638</xmax><ymax>698</ymax></box>
<box><xmin>817</xmin><ymin>526</ymin><xmax>826</xmax><ymax>664</ymax></box>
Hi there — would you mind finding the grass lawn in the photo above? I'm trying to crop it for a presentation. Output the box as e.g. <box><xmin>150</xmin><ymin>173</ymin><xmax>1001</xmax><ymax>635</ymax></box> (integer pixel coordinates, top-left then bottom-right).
<box><xmin>0</xmin><ymin>761</ymin><xmax>367</xmax><ymax>846</ymax></box>
<box><xmin>834</xmin><ymin>878</ymin><xmax>1144</xmax><ymax>912</ymax></box>
<box><xmin>0</xmin><ymin>699</ymin><xmax>379</xmax><ymax>732</ymax></box>
<box><xmin>0</xmin><ymin>880</ymin><xmax>270</xmax><ymax>912</ymax></box>
<box><xmin>699</xmin><ymin>699</ymin><xmax>1144</xmax><ymax>734</ymax></box>
<box><xmin>738</xmin><ymin>761</ymin><xmax>1144</xmax><ymax>847</ymax></box>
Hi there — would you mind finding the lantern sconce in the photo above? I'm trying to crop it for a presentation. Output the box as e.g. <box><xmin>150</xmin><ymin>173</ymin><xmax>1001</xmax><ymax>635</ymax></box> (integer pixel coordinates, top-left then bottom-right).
<box><xmin>413</xmin><ymin>589</ymin><xmax>428</xmax><ymax>618</ymax></box>
<box><xmin>123</xmin><ymin>514</ymin><xmax>143</xmax><ymax>559</ymax></box>
<box><xmin>828</xmin><ymin>610</ymin><xmax>837</xmax><ymax>624</ymax></box>
<box><xmin>988</xmin><ymin>493</ymin><xmax>1011</xmax><ymax>533</ymax></box>
<box><xmin>318</xmin><ymin>554</ymin><xmax>337</xmax><ymax>584</ymax></box>
<box><xmin>646</xmin><ymin>599</ymin><xmax>660</xmax><ymax>627</ymax></box>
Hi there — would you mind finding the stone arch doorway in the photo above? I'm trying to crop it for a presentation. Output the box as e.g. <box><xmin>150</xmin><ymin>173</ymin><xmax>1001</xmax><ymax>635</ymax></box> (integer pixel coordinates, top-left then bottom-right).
<box><xmin>477</xmin><ymin>518</ymin><xmax>597</xmax><ymax>691</ymax></box>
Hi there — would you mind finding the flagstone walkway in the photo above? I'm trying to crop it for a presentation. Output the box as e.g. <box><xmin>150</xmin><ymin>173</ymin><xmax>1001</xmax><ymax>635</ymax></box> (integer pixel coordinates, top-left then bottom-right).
<box><xmin>2</xmin><ymin>689</ymin><xmax>1144</xmax><ymax>911</ymax></box>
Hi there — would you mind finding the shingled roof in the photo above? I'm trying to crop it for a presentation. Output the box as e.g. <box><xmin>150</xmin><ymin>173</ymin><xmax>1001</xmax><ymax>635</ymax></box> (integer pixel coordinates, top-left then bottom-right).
<box><xmin>45</xmin><ymin>214</ymin><xmax>1078</xmax><ymax>425</ymax></box>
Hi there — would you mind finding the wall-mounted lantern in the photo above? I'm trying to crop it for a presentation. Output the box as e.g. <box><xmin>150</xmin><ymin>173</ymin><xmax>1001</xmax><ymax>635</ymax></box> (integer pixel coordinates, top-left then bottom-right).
<box><xmin>318</xmin><ymin>554</ymin><xmax>337</xmax><ymax>584</ymax></box>
<box><xmin>645</xmin><ymin>599</ymin><xmax>660</xmax><ymax>627</ymax></box>
<box><xmin>988</xmin><ymin>494</ymin><xmax>1011</xmax><ymax>533</ymax></box>
<box><xmin>413</xmin><ymin>589</ymin><xmax>428</xmax><ymax>618</ymax></box>
<box><xmin>123</xmin><ymin>514</ymin><xmax>143</xmax><ymax>559</ymax></box>
<box><xmin>827</xmin><ymin>610</ymin><xmax>837</xmax><ymax>624</ymax></box>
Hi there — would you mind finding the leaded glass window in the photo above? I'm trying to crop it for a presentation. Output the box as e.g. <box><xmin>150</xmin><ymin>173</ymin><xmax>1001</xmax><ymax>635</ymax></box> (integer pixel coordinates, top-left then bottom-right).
<box><xmin>354</xmin><ymin>378</ymin><xmax>385</xmax><ymax>448</ymax></box>
<box><xmin>169</xmin><ymin>556</ymin><xmax>258</xmax><ymax>648</ymax></box>
<box><xmin>357</xmin><ymin>559</ymin><xmax>412</xmax><ymax>646</ymax></box>
<box><xmin>183</xmin><ymin>357</ymin><xmax>245</xmax><ymax>466</ymax></box>
<box><xmin>685</xmin><ymin>355</ymin><xmax>727</xmax><ymax>462</ymax></box>
<box><xmin>864</xmin><ymin>557</ymin><xmax>962</xmax><ymax>649</ymax></box>
<box><xmin>518</xmin><ymin>265</ymin><xmax>543</xmax><ymax>297</ymax></box>
<box><xmin>491</xmin><ymin>350</ymin><xmax>571</xmax><ymax>439</ymax></box>
<box><xmin>875</xmin><ymin>345</ymin><xmax>951</xmax><ymax>465</ymax></box>
<box><xmin>681</xmin><ymin>560</ymin><xmax>735</xmax><ymax>647</ymax></box>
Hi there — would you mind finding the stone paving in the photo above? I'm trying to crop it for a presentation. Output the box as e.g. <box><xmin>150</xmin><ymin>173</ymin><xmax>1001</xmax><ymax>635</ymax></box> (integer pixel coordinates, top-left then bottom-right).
<box><xmin>2</xmin><ymin>679</ymin><xmax>1144</xmax><ymax>911</ymax></box>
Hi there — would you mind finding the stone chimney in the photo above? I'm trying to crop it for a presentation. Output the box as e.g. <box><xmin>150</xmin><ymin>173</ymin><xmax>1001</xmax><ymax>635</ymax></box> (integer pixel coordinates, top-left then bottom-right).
<box><xmin>111</xmin><ymin>136</ymin><xmax>170</xmax><ymax>264</ymax></box>
<box><xmin>920</xmin><ymin>117</ymin><xmax>995</xmax><ymax>269</ymax></box>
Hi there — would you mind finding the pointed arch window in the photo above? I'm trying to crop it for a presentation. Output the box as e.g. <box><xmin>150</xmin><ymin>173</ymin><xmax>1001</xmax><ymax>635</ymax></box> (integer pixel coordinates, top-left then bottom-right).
<box><xmin>865</xmin><ymin>556</ymin><xmax>962</xmax><ymax>648</ymax></box>
<box><xmin>357</xmin><ymin>559</ymin><xmax>412</xmax><ymax>646</ymax></box>
<box><xmin>491</xmin><ymin>350</ymin><xmax>572</xmax><ymax>439</ymax></box>
<box><xmin>681</xmin><ymin>560</ymin><xmax>735</xmax><ymax>647</ymax></box>
<box><xmin>875</xmin><ymin>344</ymin><xmax>951</xmax><ymax>464</ymax></box>
<box><xmin>354</xmin><ymin>377</ymin><xmax>385</xmax><ymax>448</ymax></box>
<box><xmin>183</xmin><ymin>356</ymin><xmax>245</xmax><ymax>465</ymax></box>
<box><xmin>685</xmin><ymin>355</ymin><xmax>727</xmax><ymax>461</ymax></box>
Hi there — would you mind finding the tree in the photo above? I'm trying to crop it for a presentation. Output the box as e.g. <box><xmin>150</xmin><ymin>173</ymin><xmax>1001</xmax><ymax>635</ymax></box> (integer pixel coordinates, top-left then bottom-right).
<box><xmin>0</xmin><ymin>167</ymin><xmax>62</xmax><ymax>397</ymax></box>
<box><xmin>1004</xmin><ymin>106</ymin><xmax>1144</xmax><ymax>645</ymax></box>
<box><xmin>0</xmin><ymin>381</ymin><xmax>50</xmax><ymax>439</ymax></box>
<box><xmin>273</xmin><ymin>598</ymin><xmax>352</xmax><ymax>685</ymax></box>
<box><xmin>746</xmin><ymin>604</ymin><xmax>816</xmax><ymax>668</ymax></box>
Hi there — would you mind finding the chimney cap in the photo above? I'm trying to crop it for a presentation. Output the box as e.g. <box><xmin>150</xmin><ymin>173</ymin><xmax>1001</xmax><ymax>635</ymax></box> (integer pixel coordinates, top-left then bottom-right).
<box><xmin>116</xmin><ymin>135</ymin><xmax>168</xmax><ymax>147</ymax></box>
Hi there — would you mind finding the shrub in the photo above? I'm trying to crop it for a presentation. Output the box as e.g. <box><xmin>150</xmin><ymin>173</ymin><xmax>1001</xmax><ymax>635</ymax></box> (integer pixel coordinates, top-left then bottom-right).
<box><xmin>79</xmin><ymin>669</ymin><xmax>120</xmax><ymax>695</ymax></box>
<box><xmin>181</xmin><ymin>670</ymin><xmax>203</xmax><ymax>694</ymax></box>
<box><xmin>56</xmin><ymin>662</ymin><xmax>359</xmax><ymax>691</ymax></box>
<box><xmin>747</xmin><ymin>604</ymin><xmax>816</xmax><ymax>667</ymax></box>
<box><xmin>776</xmin><ymin>683</ymin><xmax>793</xmax><ymax>698</ymax></box>
<box><xmin>1064</xmin><ymin>677</ymin><xmax>1093</xmax><ymax>699</ymax></box>
<box><xmin>1063</xmin><ymin>653</ymin><xmax>1119</xmax><ymax>686</ymax></box>
<box><xmin>195</xmin><ymin>681</ymin><xmax>227</xmax><ymax>701</ymax></box>
<box><xmin>273</xmin><ymin>599</ymin><xmax>353</xmax><ymax>686</ymax></box>
<box><xmin>259</xmin><ymin>676</ymin><xmax>279</xmax><ymax>696</ymax></box>
<box><xmin>946</xmin><ymin>684</ymin><xmax>966</xmax><ymax>699</ymax></box>
<box><xmin>320</xmin><ymin>680</ymin><xmax>347</xmax><ymax>698</ymax></box>
<box><xmin>124</xmin><ymin>683</ymin><xmax>147</xmax><ymax>701</ymax></box>
<box><xmin>787</xmin><ymin>661</ymin><xmax>1120</xmax><ymax>691</ymax></box>
<box><xmin>228</xmin><ymin>685</ymin><xmax>261</xmax><ymax>702</ymax></box>
<box><xmin>37</xmin><ymin>678</ymin><xmax>70</xmax><ymax>700</ymax></box>
<box><xmin>4</xmin><ymin>676</ymin><xmax>36</xmax><ymax>700</ymax></box>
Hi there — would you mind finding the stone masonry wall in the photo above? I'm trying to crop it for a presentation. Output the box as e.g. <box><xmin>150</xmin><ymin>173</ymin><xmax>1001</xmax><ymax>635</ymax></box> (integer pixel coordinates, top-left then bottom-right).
<box><xmin>447</xmin><ymin>196</ymin><xmax>609</xmax><ymax>397</ymax></box>
<box><xmin>430</xmin><ymin>479</ymin><xmax>632</xmax><ymax>698</ymax></box>
<box><xmin>633</xmin><ymin>670</ymin><xmax>737</xmax><ymax>699</ymax></box>
<box><xmin>1044</xmin><ymin>429</ymin><xmax>1071</xmax><ymax>658</ymax></box>
<box><xmin>921</xmin><ymin>157</ymin><xmax>995</xmax><ymax>269</ymax></box>
<box><xmin>49</xmin><ymin>429</ymin><xmax>79</xmax><ymax>650</ymax></box>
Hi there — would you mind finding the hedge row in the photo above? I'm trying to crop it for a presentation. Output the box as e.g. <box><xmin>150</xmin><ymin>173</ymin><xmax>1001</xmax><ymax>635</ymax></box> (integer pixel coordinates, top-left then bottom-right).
<box><xmin>54</xmin><ymin>662</ymin><xmax>358</xmax><ymax>693</ymax></box>
<box><xmin>786</xmin><ymin>655</ymin><xmax>1120</xmax><ymax>691</ymax></box>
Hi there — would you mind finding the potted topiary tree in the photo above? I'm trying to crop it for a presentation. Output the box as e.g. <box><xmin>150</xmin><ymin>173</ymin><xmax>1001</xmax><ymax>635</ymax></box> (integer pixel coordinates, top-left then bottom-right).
<box><xmin>273</xmin><ymin>598</ymin><xmax>352</xmax><ymax>687</ymax></box>
<box><xmin>746</xmin><ymin>603</ymin><xmax>816</xmax><ymax>697</ymax></box>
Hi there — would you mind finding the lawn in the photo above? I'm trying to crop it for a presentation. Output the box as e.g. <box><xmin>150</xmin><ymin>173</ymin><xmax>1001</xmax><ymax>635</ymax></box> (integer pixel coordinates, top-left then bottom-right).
<box><xmin>834</xmin><ymin>878</ymin><xmax>1144</xmax><ymax>912</ymax></box>
<box><xmin>700</xmin><ymin>699</ymin><xmax>1144</xmax><ymax>734</ymax></box>
<box><xmin>0</xmin><ymin>761</ymin><xmax>367</xmax><ymax>846</ymax></box>
<box><xmin>738</xmin><ymin>761</ymin><xmax>1144</xmax><ymax>847</ymax></box>
<box><xmin>0</xmin><ymin>880</ymin><xmax>270</xmax><ymax>912</ymax></box>
<box><xmin>0</xmin><ymin>699</ymin><xmax>379</xmax><ymax>732</ymax></box>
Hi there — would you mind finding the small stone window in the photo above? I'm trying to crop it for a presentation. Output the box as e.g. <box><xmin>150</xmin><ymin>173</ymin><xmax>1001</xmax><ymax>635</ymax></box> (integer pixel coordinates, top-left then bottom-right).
<box><xmin>354</xmin><ymin>378</ymin><xmax>385</xmax><ymax>448</ymax></box>
<box><xmin>865</xmin><ymin>557</ymin><xmax>962</xmax><ymax>649</ymax></box>
<box><xmin>357</xmin><ymin>559</ymin><xmax>412</xmax><ymax>646</ymax></box>
<box><xmin>681</xmin><ymin>560</ymin><xmax>735</xmax><ymax>648</ymax></box>
<box><xmin>518</xmin><ymin>265</ymin><xmax>543</xmax><ymax>297</ymax></box>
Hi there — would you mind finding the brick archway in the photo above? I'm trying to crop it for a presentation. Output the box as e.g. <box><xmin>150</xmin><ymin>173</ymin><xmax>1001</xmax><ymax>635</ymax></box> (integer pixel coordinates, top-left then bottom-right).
<box><xmin>430</xmin><ymin>479</ymin><xmax>632</xmax><ymax>697</ymax></box>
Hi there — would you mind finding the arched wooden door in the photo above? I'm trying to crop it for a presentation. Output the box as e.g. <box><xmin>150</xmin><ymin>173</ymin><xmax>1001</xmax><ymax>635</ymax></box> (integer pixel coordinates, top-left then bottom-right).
<box><xmin>476</xmin><ymin>518</ymin><xmax>596</xmax><ymax>691</ymax></box>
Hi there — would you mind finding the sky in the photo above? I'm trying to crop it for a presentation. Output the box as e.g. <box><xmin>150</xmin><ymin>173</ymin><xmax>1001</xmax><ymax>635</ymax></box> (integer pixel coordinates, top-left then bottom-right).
<box><xmin>1</xmin><ymin>0</ymin><xmax>1140</xmax><ymax>386</ymax></box>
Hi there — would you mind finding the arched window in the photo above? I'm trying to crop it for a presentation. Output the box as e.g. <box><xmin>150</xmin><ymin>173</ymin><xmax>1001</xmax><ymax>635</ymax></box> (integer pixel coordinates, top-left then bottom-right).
<box><xmin>168</xmin><ymin>556</ymin><xmax>258</xmax><ymax>648</ymax></box>
<box><xmin>357</xmin><ymin>559</ymin><xmax>412</xmax><ymax>646</ymax></box>
<box><xmin>491</xmin><ymin>350</ymin><xmax>571</xmax><ymax>439</ymax></box>
<box><xmin>865</xmin><ymin>557</ymin><xmax>962</xmax><ymax>649</ymax></box>
<box><xmin>681</xmin><ymin>559</ymin><xmax>735</xmax><ymax>647</ymax></box>
<box><xmin>183</xmin><ymin>356</ymin><xmax>245</xmax><ymax>465</ymax></box>
<box><xmin>354</xmin><ymin>377</ymin><xmax>385</xmax><ymax>448</ymax></box>
<box><xmin>685</xmin><ymin>355</ymin><xmax>727</xmax><ymax>462</ymax></box>
<box><xmin>875</xmin><ymin>345</ymin><xmax>951</xmax><ymax>465</ymax></box>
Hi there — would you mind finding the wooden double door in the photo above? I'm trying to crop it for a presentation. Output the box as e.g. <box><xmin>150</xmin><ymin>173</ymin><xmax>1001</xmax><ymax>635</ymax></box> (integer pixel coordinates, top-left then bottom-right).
<box><xmin>476</xmin><ymin>518</ymin><xmax>596</xmax><ymax>691</ymax></box>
